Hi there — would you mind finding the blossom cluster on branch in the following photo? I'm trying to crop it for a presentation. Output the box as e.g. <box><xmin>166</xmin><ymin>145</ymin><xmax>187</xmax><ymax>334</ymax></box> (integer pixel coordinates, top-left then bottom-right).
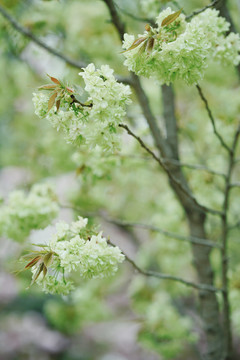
<box><xmin>24</xmin><ymin>216</ymin><xmax>125</xmax><ymax>295</ymax></box>
<box><xmin>33</xmin><ymin>64</ymin><xmax>131</xmax><ymax>154</ymax></box>
<box><xmin>0</xmin><ymin>183</ymin><xmax>59</xmax><ymax>242</ymax></box>
<box><xmin>122</xmin><ymin>8</ymin><xmax>240</xmax><ymax>85</ymax></box>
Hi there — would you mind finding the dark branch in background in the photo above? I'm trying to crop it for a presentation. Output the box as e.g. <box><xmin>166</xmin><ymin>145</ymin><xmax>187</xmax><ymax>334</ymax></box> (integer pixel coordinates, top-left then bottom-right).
<box><xmin>196</xmin><ymin>85</ymin><xmax>231</xmax><ymax>153</ymax></box>
<box><xmin>103</xmin><ymin>0</ymin><xmax>126</xmax><ymax>41</ymax></box>
<box><xmin>221</xmin><ymin>123</ymin><xmax>240</xmax><ymax>357</ymax></box>
<box><xmin>0</xmin><ymin>5</ymin><xmax>87</xmax><ymax>70</ymax></box>
<box><xmin>162</xmin><ymin>159</ymin><xmax>227</xmax><ymax>178</ymax></box>
<box><xmin>113</xmin><ymin>1</ymin><xmax>155</xmax><ymax>26</ymax></box>
<box><xmin>105</xmin><ymin>218</ymin><xmax>222</xmax><ymax>249</ymax></box>
<box><xmin>161</xmin><ymin>84</ymin><xmax>179</xmax><ymax>159</ymax></box>
<box><xmin>119</xmin><ymin>123</ymin><xmax>223</xmax><ymax>217</ymax></box>
<box><xmin>108</xmin><ymin>240</ymin><xmax>223</xmax><ymax>293</ymax></box>
<box><xmin>60</xmin><ymin>203</ymin><xmax>221</xmax><ymax>249</ymax></box>
<box><xmin>120</xmin><ymin>154</ymin><xmax>227</xmax><ymax>177</ymax></box>
<box><xmin>0</xmin><ymin>5</ymin><xmax>132</xmax><ymax>85</ymax></box>
<box><xmin>186</xmin><ymin>0</ymin><xmax>220</xmax><ymax>20</ymax></box>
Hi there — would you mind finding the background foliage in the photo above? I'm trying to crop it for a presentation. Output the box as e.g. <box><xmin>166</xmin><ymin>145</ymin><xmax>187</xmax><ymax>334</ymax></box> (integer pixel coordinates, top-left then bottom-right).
<box><xmin>0</xmin><ymin>0</ymin><xmax>240</xmax><ymax>359</ymax></box>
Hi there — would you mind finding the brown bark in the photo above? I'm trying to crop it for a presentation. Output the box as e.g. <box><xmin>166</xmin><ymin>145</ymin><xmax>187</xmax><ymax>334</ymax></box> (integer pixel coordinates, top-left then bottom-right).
<box><xmin>161</xmin><ymin>85</ymin><xmax>223</xmax><ymax>360</ymax></box>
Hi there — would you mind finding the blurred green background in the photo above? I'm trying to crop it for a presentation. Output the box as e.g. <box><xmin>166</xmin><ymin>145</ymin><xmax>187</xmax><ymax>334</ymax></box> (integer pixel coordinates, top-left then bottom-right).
<box><xmin>1</xmin><ymin>0</ymin><xmax>240</xmax><ymax>359</ymax></box>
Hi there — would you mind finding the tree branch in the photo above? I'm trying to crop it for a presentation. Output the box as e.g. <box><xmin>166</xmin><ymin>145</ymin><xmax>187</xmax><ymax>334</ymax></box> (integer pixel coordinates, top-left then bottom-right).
<box><xmin>60</xmin><ymin>203</ymin><xmax>221</xmax><ymax>249</ymax></box>
<box><xmin>161</xmin><ymin>84</ymin><xmax>179</xmax><ymax>159</ymax></box>
<box><xmin>186</xmin><ymin>0</ymin><xmax>221</xmax><ymax>20</ymax></box>
<box><xmin>221</xmin><ymin>122</ymin><xmax>240</xmax><ymax>357</ymax></box>
<box><xmin>0</xmin><ymin>5</ymin><xmax>88</xmax><ymax>70</ymax></box>
<box><xmin>196</xmin><ymin>85</ymin><xmax>231</xmax><ymax>153</ymax></box>
<box><xmin>103</xmin><ymin>0</ymin><xmax>126</xmax><ymax>41</ymax></box>
<box><xmin>119</xmin><ymin>123</ymin><xmax>224</xmax><ymax>217</ymax></box>
<box><xmin>163</xmin><ymin>160</ymin><xmax>227</xmax><ymax>178</ymax></box>
<box><xmin>113</xmin><ymin>1</ymin><xmax>155</xmax><ymax>26</ymax></box>
<box><xmin>108</xmin><ymin>240</ymin><xmax>223</xmax><ymax>293</ymax></box>
<box><xmin>0</xmin><ymin>4</ymin><xmax>133</xmax><ymax>86</ymax></box>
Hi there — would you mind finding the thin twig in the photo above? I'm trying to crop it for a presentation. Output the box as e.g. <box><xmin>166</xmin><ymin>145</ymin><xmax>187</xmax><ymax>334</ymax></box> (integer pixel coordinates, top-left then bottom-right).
<box><xmin>120</xmin><ymin>154</ymin><xmax>227</xmax><ymax>177</ymax></box>
<box><xmin>163</xmin><ymin>159</ymin><xmax>227</xmax><ymax>178</ymax></box>
<box><xmin>60</xmin><ymin>203</ymin><xmax>221</xmax><ymax>249</ymax></box>
<box><xmin>186</xmin><ymin>0</ymin><xmax>220</xmax><ymax>20</ymax></box>
<box><xmin>196</xmin><ymin>85</ymin><xmax>231</xmax><ymax>153</ymax></box>
<box><xmin>119</xmin><ymin>123</ymin><xmax>224</xmax><ymax>217</ymax></box>
<box><xmin>108</xmin><ymin>240</ymin><xmax>223</xmax><ymax>292</ymax></box>
<box><xmin>105</xmin><ymin>218</ymin><xmax>222</xmax><ymax>249</ymax></box>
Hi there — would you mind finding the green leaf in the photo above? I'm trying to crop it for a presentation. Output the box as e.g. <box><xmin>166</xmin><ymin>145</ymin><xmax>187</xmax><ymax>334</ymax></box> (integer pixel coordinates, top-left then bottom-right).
<box><xmin>161</xmin><ymin>8</ymin><xmax>183</xmax><ymax>27</ymax></box>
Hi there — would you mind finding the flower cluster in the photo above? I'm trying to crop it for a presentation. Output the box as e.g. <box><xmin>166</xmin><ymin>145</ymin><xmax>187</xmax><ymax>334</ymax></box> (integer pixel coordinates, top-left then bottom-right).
<box><xmin>0</xmin><ymin>183</ymin><xmax>59</xmax><ymax>242</ymax></box>
<box><xmin>122</xmin><ymin>8</ymin><xmax>240</xmax><ymax>85</ymax></box>
<box><xmin>33</xmin><ymin>64</ymin><xmax>131</xmax><ymax>153</ymax></box>
<box><xmin>24</xmin><ymin>216</ymin><xmax>125</xmax><ymax>295</ymax></box>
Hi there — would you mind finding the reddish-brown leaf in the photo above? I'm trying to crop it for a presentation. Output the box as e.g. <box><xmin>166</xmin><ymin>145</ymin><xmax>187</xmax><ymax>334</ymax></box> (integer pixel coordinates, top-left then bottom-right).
<box><xmin>38</xmin><ymin>84</ymin><xmax>57</xmax><ymax>90</ymax></box>
<box><xmin>47</xmin><ymin>74</ymin><xmax>61</xmax><ymax>85</ymax></box>
<box><xmin>137</xmin><ymin>39</ymin><xmax>148</xmax><ymax>55</ymax></box>
<box><xmin>146</xmin><ymin>37</ymin><xmax>155</xmax><ymax>54</ymax></box>
<box><xmin>25</xmin><ymin>256</ymin><xmax>41</xmax><ymax>269</ymax></box>
<box><xmin>31</xmin><ymin>263</ymin><xmax>44</xmax><ymax>285</ymax></box>
<box><xmin>66</xmin><ymin>86</ymin><xmax>74</xmax><ymax>93</ymax></box>
<box><xmin>121</xmin><ymin>37</ymin><xmax>147</xmax><ymax>53</ymax></box>
<box><xmin>145</xmin><ymin>24</ymin><xmax>151</xmax><ymax>32</ymax></box>
<box><xmin>48</xmin><ymin>92</ymin><xmax>57</xmax><ymax>112</ymax></box>
<box><xmin>56</xmin><ymin>99</ymin><xmax>61</xmax><ymax>112</ymax></box>
<box><xmin>42</xmin><ymin>264</ymin><xmax>47</xmax><ymax>278</ymax></box>
<box><xmin>161</xmin><ymin>8</ymin><xmax>183</xmax><ymax>27</ymax></box>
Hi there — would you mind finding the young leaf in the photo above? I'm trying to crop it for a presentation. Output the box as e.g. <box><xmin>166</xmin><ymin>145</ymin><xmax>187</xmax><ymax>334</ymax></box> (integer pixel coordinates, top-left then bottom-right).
<box><xmin>146</xmin><ymin>37</ymin><xmax>155</xmax><ymax>54</ymax></box>
<box><xmin>56</xmin><ymin>99</ymin><xmax>61</xmax><ymax>112</ymax></box>
<box><xmin>66</xmin><ymin>86</ymin><xmax>74</xmax><ymax>93</ymax></box>
<box><xmin>42</xmin><ymin>264</ymin><xmax>47</xmax><ymax>278</ymax></box>
<box><xmin>31</xmin><ymin>262</ymin><xmax>44</xmax><ymax>285</ymax></box>
<box><xmin>161</xmin><ymin>8</ymin><xmax>183</xmax><ymax>27</ymax></box>
<box><xmin>121</xmin><ymin>37</ymin><xmax>147</xmax><ymax>53</ymax></box>
<box><xmin>47</xmin><ymin>74</ymin><xmax>61</xmax><ymax>85</ymax></box>
<box><xmin>43</xmin><ymin>252</ymin><xmax>53</xmax><ymax>267</ymax></box>
<box><xmin>38</xmin><ymin>84</ymin><xmax>57</xmax><ymax>90</ymax></box>
<box><xmin>137</xmin><ymin>39</ymin><xmax>148</xmax><ymax>55</ymax></box>
<box><xmin>48</xmin><ymin>92</ymin><xmax>57</xmax><ymax>112</ymax></box>
<box><xmin>25</xmin><ymin>256</ymin><xmax>41</xmax><ymax>269</ymax></box>
<box><xmin>145</xmin><ymin>24</ymin><xmax>151</xmax><ymax>32</ymax></box>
